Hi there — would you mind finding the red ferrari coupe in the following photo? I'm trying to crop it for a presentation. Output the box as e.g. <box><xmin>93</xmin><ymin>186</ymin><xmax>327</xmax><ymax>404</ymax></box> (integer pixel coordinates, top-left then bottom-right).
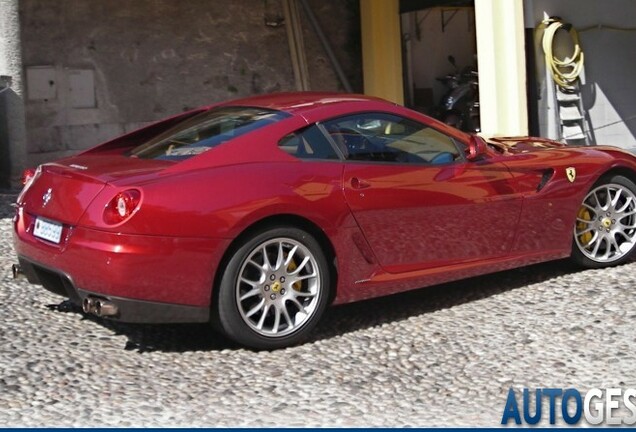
<box><xmin>12</xmin><ymin>92</ymin><xmax>636</xmax><ymax>349</ymax></box>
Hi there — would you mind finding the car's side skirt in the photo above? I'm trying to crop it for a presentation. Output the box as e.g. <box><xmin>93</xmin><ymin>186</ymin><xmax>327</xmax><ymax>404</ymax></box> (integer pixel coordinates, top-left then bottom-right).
<box><xmin>334</xmin><ymin>249</ymin><xmax>571</xmax><ymax>304</ymax></box>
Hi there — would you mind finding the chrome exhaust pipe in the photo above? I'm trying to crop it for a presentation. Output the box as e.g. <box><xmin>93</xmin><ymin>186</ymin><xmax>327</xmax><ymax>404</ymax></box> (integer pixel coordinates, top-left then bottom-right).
<box><xmin>82</xmin><ymin>297</ymin><xmax>96</xmax><ymax>314</ymax></box>
<box><xmin>94</xmin><ymin>299</ymin><xmax>118</xmax><ymax>317</ymax></box>
<box><xmin>83</xmin><ymin>296</ymin><xmax>119</xmax><ymax>317</ymax></box>
<box><xmin>11</xmin><ymin>264</ymin><xmax>24</xmax><ymax>279</ymax></box>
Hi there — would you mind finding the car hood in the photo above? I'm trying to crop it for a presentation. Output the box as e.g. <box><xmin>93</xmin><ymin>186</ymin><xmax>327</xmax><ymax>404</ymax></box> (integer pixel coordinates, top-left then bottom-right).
<box><xmin>485</xmin><ymin>136</ymin><xmax>566</xmax><ymax>155</ymax></box>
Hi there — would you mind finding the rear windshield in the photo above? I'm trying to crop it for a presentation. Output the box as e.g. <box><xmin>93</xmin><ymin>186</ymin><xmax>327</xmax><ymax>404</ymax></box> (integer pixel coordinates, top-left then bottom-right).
<box><xmin>129</xmin><ymin>106</ymin><xmax>289</xmax><ymax>161</ymax></box>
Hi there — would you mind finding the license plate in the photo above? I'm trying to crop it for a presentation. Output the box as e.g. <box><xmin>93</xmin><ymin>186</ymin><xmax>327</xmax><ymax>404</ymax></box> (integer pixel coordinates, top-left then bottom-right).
<box><xmin>33</xmin><ymin>217</ymin><xmax>63</xmax><ymax>244</ymax></box>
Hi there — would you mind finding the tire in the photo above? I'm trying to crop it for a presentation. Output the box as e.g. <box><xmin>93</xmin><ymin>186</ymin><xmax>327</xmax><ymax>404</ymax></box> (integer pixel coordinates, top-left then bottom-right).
<box><xmin>215</xmin><ymin>226</ymin><xmax>331</xmax><ymax>350</ymax></box>
<box><xmin>571</xmin><ymin>175</ymin><xmax>636</xmax><ymax>268</ymax></box>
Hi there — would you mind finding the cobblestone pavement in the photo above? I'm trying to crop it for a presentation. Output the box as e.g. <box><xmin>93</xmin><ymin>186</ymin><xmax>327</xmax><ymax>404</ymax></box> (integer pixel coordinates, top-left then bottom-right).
<box><xmin>1</xmin><ymin>191</ymin><xmax>636</xmax><ymax>427</ymax></box>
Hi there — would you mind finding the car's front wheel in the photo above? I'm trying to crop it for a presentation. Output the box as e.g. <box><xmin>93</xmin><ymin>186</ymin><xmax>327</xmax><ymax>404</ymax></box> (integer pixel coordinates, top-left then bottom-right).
<box><xmin>572</xmin><ymin>175</ymin><xmax>636</xmax><ymax>268</ymax></box>
<box><xmin>215</xmin><ymin>226</ymin><xmax>330</xmax><ymax>350</ymax></box>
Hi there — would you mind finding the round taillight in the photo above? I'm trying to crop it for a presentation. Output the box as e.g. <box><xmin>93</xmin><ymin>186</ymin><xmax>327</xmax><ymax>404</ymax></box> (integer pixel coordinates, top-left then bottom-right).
<box><xmin>17</xmin><ymin>166</ymin><xmax>42</xmax><ymax>204</ymax></box>
<box><xmin>21</xmin><ymin>168</ymin><xmax>36</xmax><ymax>186</ymax></box>
<box><xmin>117</xmin><ymin>196</ymin><xmax>128</xmax><ymax>217</ymax></box>
<box><xmin>103</xmin><ymin>189</ymin><xmax>141</xmax><ymax>225</ymax></box>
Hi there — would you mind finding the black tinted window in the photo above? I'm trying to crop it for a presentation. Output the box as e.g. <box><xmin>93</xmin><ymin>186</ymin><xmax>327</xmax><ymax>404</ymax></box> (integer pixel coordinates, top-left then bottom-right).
<box><xmin>130</xmin><ymin>106</ymin><xmax>289</xmax><ymax>161</ymax></box>
<box><xmin>278</xmin><ymin>125</ymin><xmax>339</xmax><ymax>160</ymax></box>
<box><xmin>323</xmin><ymin>113</ymin><xmax>461</xmax><ymax>164</ymax></box>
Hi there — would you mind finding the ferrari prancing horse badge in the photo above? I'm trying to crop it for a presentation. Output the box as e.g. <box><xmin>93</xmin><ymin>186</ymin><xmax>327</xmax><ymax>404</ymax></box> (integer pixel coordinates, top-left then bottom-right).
<box><xmin>566</xmin><ymin>167</ymin><xmax>576</xmax><ymax>183</ymax></box>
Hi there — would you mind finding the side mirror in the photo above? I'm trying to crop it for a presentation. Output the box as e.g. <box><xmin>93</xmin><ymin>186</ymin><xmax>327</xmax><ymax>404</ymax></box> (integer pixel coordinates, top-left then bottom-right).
<box><xmin>466</xmin><ymin>135</ymin><xmax>487</xmax><ymax>161</ymax></box>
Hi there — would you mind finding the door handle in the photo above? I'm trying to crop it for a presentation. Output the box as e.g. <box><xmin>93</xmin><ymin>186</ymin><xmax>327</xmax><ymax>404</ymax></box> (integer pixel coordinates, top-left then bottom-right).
<box><xmin>350</xmin><ymin>177</ymin><xmax>371</xmax><ymax>189</ymax></box>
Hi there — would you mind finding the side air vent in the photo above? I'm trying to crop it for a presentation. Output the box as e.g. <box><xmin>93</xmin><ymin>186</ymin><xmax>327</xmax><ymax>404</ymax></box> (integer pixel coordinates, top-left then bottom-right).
<box><xmin>537</xmin><ymin>169</ymin><xmax>555</xmax><ymax>192</ymax></box>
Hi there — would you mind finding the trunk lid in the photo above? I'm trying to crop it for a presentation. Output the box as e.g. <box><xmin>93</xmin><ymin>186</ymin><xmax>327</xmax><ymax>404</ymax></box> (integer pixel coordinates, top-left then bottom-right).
<box><xmin>20</xmin><ymin>155</ymin><xmax>172</xmax><ymax>225</ymax></box>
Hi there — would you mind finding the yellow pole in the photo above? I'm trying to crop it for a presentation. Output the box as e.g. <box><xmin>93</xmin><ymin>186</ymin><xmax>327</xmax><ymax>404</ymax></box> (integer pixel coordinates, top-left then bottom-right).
<box><xmin>360</xmin><ymin>0</ymin><xmax>404</xmax><ymax>105</ymax></box>
<box><xmin>474</xmin><ymin>0</ymin><xmax>528</xmax><ymax>136</ymax></box>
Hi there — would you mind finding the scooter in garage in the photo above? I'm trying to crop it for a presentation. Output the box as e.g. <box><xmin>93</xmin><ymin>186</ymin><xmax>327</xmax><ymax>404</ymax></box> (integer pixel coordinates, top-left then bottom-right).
<box><xmin>436</xmin><ymin>56</ymin><xmax>480</xmax><ymax>133</ymax></box>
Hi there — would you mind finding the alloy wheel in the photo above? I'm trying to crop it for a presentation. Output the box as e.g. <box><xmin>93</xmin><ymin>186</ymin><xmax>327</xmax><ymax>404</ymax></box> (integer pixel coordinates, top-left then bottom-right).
<box><xmin>235</xmin><ymin>237</ymin><xmax>322</xmax><ymax>337</ymax></box>
<box><xmin>574</xmin><ymin>183</ymin><xmax>636</xmax><ymax>263</ymax></box>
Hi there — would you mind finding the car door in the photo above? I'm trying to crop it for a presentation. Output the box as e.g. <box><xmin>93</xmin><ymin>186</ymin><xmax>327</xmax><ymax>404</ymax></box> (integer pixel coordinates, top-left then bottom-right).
<box><xmin>322</xmin><ymin>112</ymin><xmax>523</xmax><ymax>273</ymax></box>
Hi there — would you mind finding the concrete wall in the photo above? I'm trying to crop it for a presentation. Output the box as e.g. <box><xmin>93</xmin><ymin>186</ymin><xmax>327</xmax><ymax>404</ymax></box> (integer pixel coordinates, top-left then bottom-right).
<box><xmin>19</xmin><ymin>0</ymin><xmax>361</xmax><ymax>165</ymax></box>
<box><xmin>527</xmin><ymin>0</ymin><xmax>636</xmax><ymax>151</ymax></box>
<box><xmin>0</xmin><ymin>0</ymin><xmax>27</xmax><ymax>188</ymax></box>
<box><xmin>0</xmin><ymin>82</ymin><xmax>12</xmax><ymax>188</ymax></box>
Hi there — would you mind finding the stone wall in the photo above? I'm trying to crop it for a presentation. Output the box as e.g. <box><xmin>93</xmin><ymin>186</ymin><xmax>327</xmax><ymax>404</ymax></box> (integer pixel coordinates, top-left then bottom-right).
<box><xmin>19</xmin><ymin>0</ymin><xmax>361</xmax><ymax>165</ymax></box>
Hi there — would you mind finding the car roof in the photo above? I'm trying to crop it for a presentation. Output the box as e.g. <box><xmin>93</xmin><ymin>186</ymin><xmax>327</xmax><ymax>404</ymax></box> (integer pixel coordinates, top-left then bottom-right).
<box><xmin>220</xmin><ymin>92</ymin><xmax>392</xmax><ymax>114</ymax></box>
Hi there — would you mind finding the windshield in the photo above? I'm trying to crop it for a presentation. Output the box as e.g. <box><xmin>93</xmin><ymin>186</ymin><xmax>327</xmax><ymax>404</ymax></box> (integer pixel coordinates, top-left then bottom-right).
<box><xmin>129</xmin><ymin>106</ymin><xmax>289</xmax><ymax>161</ymax></box>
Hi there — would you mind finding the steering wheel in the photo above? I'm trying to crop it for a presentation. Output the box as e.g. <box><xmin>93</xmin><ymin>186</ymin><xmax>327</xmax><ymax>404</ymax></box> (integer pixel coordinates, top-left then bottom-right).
<box><xmin>333</xmin><ymin>128</ymin><xmax>376</xmax><ymax>157</ymax></box>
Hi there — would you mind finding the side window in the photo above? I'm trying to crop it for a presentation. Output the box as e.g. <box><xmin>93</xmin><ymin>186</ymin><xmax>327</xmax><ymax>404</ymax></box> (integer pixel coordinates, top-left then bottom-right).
<box><xmin>278</xmin><ymin>125</ymin><xmax>339</xmax><ymax>160</ymax></box>
<box><xmin>322</xmin><ymin>113</ymin><xmax>461</xmax><ymax>164</ymax></box>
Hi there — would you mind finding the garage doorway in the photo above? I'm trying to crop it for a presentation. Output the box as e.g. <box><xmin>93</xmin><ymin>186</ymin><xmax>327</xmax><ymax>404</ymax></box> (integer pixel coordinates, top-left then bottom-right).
<box><xmin>400</xmin><ymin>0</ymin><xmax>479</xmax><ymax>132</ymax></box>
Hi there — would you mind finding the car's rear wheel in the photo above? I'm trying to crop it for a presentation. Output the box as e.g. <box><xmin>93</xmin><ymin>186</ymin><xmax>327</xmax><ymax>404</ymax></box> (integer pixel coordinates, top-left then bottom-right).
<box><xmin>215</xmin><ymin>227</ymin><xmax>330</xmax><ymax>350</ymax></box>
<box><xmin>572</xmin><ymin>175</ymin><xmax>636</xmax><ymax>268</ymax></box>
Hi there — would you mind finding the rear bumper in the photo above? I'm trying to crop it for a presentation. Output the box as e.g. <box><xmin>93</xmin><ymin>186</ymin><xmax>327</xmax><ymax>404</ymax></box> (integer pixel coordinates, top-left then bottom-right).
<box><xmin>13</xmin><ymin>208</ymin><xmax>231</xmax><ymax>323</ymax></box>
<box><xmin>17</xmin><ymin>257</ymin><xmax>210</xmax><ymax>323</ymax></box>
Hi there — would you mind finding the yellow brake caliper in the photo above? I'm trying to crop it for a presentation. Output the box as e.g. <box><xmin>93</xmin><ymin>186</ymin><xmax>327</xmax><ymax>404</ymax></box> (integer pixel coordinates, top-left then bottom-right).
<box><xmin>577</xmin><ymin>206</ymin><xmax>593</xmax><ymax>246</ymax></box>
<box><xmin>286</xmin><ymin>259</ymin><xmax>303</xmax><ymax>291</ymax></box>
